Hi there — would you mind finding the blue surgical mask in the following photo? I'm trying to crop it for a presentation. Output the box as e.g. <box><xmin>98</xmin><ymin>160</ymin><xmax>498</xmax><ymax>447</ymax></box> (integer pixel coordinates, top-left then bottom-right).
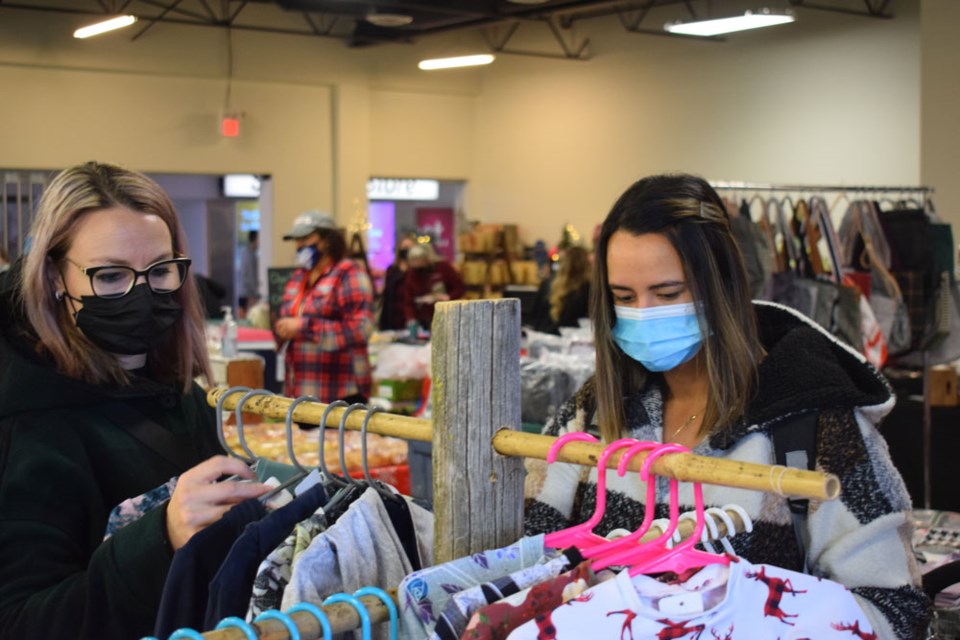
<box><xmin>296</xmin><ymin>244</ymin><xmax>323</xmax><ymax>270</ymax></box>
<box><xmin>612</xmin><ymin>301</ymin><xmax>704</xmax><ymax>372</ymax></box>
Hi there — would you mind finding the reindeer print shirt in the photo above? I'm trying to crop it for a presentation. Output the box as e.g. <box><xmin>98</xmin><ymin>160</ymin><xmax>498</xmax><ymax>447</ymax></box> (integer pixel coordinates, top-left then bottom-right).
<box><xmin>506</xmin><ymin>556</ymin><xmax>875</xmax><ymax>640</ymax></box>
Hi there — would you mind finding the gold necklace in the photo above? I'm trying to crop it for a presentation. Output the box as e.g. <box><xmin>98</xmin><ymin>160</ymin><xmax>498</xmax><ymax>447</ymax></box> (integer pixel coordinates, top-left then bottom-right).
<box><xmin>670</xmin><ymin>412</ymin><xmax>700</xmax><ymax>439</ymax></box>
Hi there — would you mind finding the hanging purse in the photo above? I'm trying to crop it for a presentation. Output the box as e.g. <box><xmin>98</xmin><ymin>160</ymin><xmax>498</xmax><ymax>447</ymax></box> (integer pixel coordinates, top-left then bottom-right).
<box><xmin>841</xmin><ymin>200</ymin><xmax>912</xmax><ymax>356</ymax></box>
<box><xmin>807</xmin><ymin>197</ymin><xmax>863</xmax><ymax>353</ymax></box>
<box><xmin>771</xmin><ymin>197</ymin><xmax>862</xmax><ymax>352</ymax></box>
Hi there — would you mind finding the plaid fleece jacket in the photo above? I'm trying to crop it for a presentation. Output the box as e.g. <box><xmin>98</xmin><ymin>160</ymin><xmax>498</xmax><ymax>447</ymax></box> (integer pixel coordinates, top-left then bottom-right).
<box><xmin>279</xmin><ymin>259</ymin><xmax>374</xmax><ymax>401</ymax></box>
<box><xmin>523</xmin><ymin>302</ymin><xmax>930</xmax><ymax>640</ymax></box>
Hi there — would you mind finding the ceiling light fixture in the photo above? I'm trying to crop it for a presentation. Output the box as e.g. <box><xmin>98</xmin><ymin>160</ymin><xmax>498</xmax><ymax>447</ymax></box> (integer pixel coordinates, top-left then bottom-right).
<box><xmin>418</xmin><ymin>54</ymin><xmax>495</xmax><ymax>71</ymax></box>
<box><xmin>365</xmin><ymin>12</ymin><xmax>414</xmax><ymax>27</ymax></box>
<box><xmin>73</xmin><ymin>15</ymin><xmax>138</xmax><ymax>39</ymax></box>
<box><xmin>664</xmin><ymin>8</ymin><xmax>794</xmax><ymax>37</ymax></box>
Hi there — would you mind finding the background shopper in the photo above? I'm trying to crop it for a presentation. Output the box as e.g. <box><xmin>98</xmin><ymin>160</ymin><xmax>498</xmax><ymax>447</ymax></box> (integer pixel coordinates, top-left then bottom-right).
<box><xmin>402</xmin><ymin>242</ymin><xmax>466</xmax><ymax>331</ymax></box>
<box><xmin>528</xmin><ymin>244</ymin><xmax>591</xmax><ymax>334</ymax></box>
<box><xmin>274</xmin><ymin>210</ymin><xmax>374</xmax><ymax>403</ymax></box>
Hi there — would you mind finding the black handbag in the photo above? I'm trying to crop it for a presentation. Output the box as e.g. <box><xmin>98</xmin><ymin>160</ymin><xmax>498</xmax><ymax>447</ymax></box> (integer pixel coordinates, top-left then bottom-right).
<box><xmin>770</xmin><ymin>198</ymin><xmax>862</xmax><ymax>351</ymax></box>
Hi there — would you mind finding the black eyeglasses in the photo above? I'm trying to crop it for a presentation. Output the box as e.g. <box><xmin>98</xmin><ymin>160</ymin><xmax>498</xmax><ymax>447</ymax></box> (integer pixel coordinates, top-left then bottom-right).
<box><xmin>65</xmin><ymin>256</ymin><xmax>192</xmax><ymax>299</ymax></box>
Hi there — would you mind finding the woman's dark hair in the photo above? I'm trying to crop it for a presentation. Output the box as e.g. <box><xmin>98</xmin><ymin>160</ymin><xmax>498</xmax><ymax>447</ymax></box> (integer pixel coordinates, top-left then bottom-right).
<box><xmin>591</xmin><ymin>173</ymin><xmax>764</xmax><ymax>443</ymax></box>
<box><xmin>319</xmin><ymin>227</ymin><xmax>347</xmax><ymax>262</ymax></box>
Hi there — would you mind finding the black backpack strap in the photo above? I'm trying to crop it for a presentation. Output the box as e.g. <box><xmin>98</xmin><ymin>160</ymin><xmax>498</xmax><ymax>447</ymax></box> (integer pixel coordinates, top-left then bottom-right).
<box><xmin>98</xmin><ymin>401</ymin><xmax>198</xmax><ymax>470</ymax></box>
<box><xmin>770</xmin><ymin>410</ymin><xmax>820</xmax><ymax>574</ymax></box>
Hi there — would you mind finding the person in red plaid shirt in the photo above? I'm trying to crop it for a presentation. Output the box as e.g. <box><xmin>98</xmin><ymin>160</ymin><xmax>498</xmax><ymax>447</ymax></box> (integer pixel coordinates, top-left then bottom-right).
<box><xmin>274</xmin><ymin>210</ymin><xmax>374</xmax><ymax>403</ymax></box>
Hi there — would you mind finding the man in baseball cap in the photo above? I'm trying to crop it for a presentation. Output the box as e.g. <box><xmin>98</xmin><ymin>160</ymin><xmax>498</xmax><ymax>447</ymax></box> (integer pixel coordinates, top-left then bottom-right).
<box><xmin>282</xmin><ymin>210</ymin><xmax>337</xmax><ymax>240</ymax></box>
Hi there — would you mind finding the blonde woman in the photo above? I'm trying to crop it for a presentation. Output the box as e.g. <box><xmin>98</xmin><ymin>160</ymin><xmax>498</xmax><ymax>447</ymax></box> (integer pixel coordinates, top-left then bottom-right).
<box><xmin>0</xmin><ymin>162</ymin><xmax>269</xmax><ymax>640</ymax></box>
<box><xmin>530</xmin><ymin>244</ymin><xmax>591</xmax><ymax>334</ymax></box>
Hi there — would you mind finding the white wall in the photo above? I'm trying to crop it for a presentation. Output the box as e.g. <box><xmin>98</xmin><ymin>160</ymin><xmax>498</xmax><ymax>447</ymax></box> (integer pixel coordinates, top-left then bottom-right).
<box><xmin>0</xmin><ymin>62</ymin><xmax>334</xmax><ymax>265</ymax></box>
<box><xmin>0</xmin><ymin>3</ymin><xmax>931</xmax><ymax>256</ymax></box>
<box><xmin>471</xmin><ymin>7</ymin><xmax>920</xmax><ymax>244</ymax></box>
<box><xmin>921</xmin><ymin>0</ymin><xmax>960</xmax><ymax>232</ymax></box>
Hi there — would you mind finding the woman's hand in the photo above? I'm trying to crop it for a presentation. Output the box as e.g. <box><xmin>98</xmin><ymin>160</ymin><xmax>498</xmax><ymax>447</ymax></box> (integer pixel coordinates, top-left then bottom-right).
<box><xmin>274</xmin><ymin>317</ymin><xmax>302</xmax><ymax>340</ymax></box>
<box><xmin>165</xmin><ymin>455</ymin><xmax>271</xmax><ymax>550</ymax></box>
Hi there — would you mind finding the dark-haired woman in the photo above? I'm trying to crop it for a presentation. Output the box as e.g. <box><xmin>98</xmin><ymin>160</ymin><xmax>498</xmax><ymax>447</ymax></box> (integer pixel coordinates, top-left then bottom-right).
<box><xmin>523</xmin><ymin>173</ymin><xmax>929</xmax><ymax>639</ymax></box>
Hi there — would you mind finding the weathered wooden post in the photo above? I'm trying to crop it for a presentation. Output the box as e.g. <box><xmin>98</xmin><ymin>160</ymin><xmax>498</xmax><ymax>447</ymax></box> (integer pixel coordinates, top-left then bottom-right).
<box><xmin>430</xmin><ymin>298</ymin><xmax>525</xmax><ymax>563</ymax></box>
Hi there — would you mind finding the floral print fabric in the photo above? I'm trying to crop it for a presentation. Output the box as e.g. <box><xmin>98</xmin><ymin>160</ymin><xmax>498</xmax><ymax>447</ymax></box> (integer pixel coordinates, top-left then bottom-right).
<box><xmin>103</xmin><ymin>476</ymin><xmax>177</xmax><ymax>540</ymax></box>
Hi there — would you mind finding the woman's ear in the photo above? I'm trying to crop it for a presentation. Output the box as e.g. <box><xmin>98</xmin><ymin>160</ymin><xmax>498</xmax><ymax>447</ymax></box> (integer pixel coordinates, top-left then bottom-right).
<box><xmin>45</xmin><ymin>255</ymin><xmax>65</xmax><ymax>302</ymax></box>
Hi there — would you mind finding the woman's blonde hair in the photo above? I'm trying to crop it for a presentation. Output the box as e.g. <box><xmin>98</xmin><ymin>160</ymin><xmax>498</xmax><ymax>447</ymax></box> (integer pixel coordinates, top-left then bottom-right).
<box><xmin>591</xmin><ymin>173</ymin><xmax>764</xmax><ymax>443</ymax></box>
<box><xmin>549</xmin><ymin>245</ymin><xmax>591</xmax><ymax>323</ymax></box>
<box><xmin>19</xmin><ymin>161</ymin><xmax>211</xmax><ymax>391</ymax></box>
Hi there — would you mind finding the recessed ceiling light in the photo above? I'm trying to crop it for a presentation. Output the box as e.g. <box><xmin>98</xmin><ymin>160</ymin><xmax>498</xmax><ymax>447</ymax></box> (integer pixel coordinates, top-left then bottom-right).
<box><xmin>365</xmin><ymin>12</ymin><xmax>414</xmax><ymax>27</ymax></box>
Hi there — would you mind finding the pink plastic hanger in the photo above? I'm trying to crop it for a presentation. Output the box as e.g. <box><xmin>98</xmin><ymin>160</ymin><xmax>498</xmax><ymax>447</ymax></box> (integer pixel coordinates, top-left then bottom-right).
<box><xmin>588</xmin><ymin>442</ymin><xmax>683</xmax><ymax>571</ymax></box>
<box><xmin>581</xmin><ymin>440</ymin><xmax>660</xmax><ymax>563</ymax></box>
<box><xmin>590</xmin><ymin>443</ymin><xmax>729</xmax><ymax>575</ymax></box>
<box><xmin>628</xmin><ymin>444</ymin><xmax>729</xmax><ymax>576</ymax></box>
<box><xmin>543</xmin><ymin>434</ymin><xmax>640</xmax><ymax>551</ymax></box>
<box><xmin>630</xmin><ymin>479</ymin><xmax>729</xmax><ymax>576</ymax></box>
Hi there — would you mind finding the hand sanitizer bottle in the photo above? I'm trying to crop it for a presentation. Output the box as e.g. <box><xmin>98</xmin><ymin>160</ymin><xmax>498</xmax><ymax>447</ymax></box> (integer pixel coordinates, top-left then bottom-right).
<box><xmin>221</xmin><ymin>306</ymin><xmax>238</xmax><ymax>358</ymax></box>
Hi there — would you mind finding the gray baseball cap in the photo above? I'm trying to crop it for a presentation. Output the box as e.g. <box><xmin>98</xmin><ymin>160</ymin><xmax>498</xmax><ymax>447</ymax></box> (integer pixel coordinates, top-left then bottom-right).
<box><xmin>282</xmin><ymin>210</ymin><xmax>337</xmax><ymax>240</ymax></box>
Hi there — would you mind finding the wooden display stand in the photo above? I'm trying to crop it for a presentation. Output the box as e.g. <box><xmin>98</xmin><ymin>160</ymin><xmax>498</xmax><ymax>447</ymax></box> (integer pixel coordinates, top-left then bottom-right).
<box><xmin>209</xmin><ymin>353</ymin><xmax>265</xmax><ymax>423</ymax></box>
<box><xmin>929</xmin><ymin>365</ymin><xmax>959</xmax><ymax>407</ymax></box>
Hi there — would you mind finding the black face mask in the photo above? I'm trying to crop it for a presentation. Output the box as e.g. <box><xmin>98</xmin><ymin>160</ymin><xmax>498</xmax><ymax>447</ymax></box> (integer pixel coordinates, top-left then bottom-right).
<box><xmin>72</xmin><ymin>284</ymin><xmax>183</xmax><ymax>355</ymax></box>
<box><xmin>398</xmin><ymin>248</ymin><xmax>409</xmax><ymax>261</ymax></box>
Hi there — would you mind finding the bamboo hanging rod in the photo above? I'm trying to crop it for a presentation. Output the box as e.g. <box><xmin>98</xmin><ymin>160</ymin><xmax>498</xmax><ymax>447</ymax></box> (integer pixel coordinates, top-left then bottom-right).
<box><xmin>200</xmin><ymin>592</ymin><xmax>397</xmax><ymax>640</ymax></box>
<box><xmin>208</xmin><ymin>387</ymin><xmax>839</xmax><ymax>502</ymax></box>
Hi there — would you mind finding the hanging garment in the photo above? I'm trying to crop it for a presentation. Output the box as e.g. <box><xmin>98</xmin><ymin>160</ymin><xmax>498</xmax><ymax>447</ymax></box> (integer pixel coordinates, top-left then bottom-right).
<box><xmin>431</xmin><ymin>548</ymin><xmax>582</xmax><ymax>640</ymax></box>
<box><xmin>202</xmin><ymin>483</ymin><xmax>329</xmax><ymax>629</ymax></box>
<box><xmin>505</xmin><ymin>557</ymin><xmax>874</xmax><ymax>639</ymax></box>
<box><xmin>279</xmin><ymin>259</ymin><xmax>375</xmax><ymax>401</ymax></box>
<box><xmin>382</xmin><ymin>489</ymin><xmax>425</xmax><ymax>573</ymax></box>
<box><xmin>153</xmin><ymin>498</ymin><xmax>268</xmax><ymax>639</ymax></box>
<box><xmin>281</xmin><ymin>487</ymin><xmax>434</xmax><ymax>639</ymax></box>
<box><xmin>399</xmin><ymin>535</ymin><xmax>550</xmax><ymax>640</ymax></box>
<box><xmin>460</xmin><ymin>561</ymin><xmax>600</xmax><ymax>640</ymax></box>
<box><xmin>103</xmin><ymin>476</ymin><xmax>177</xmax><ymax>540</ymax></box>
<box><xmin>247</xmin><ymin>510</ymin><xmax>327</xmax><ymax>621</ymax></box>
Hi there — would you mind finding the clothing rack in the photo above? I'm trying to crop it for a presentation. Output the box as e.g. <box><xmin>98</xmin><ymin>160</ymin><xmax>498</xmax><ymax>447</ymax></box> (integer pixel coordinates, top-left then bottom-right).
<box><xmin>194</xmin><ymin>509</ymin><xmax>751</xmax><ymax>640</ymax></box>
<box><xmin>198</xmin><ymin>298</ymin><xmax>840</xmax><ymax>640</ymax></box>
<box><xmin>211</xmin><ymin>299</ymin><xmax>838</xmax><ymax>550</ymax></box>
<box><xmin>714</xmin><ymin>181</ymin><xmax>941</xmax><ymax>510</ymax></box>
<box><xmin>710</xmin><ymin>180</ymin><xmax>934</xmax><ymax>195</ymax></box>
<box><xmin>207</xmin><ymin>389</ymin><xmax>839</xmax><ymax>506</ymax></box>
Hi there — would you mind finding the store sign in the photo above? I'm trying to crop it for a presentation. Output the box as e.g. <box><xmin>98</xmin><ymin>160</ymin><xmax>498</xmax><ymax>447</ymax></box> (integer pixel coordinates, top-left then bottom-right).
<box><xmin>222</xmin><ymin>174</ymin><xmax>261</xmax><ymax>198</ymax></box>
<box><xmin>366</xmin><ymin>178</ymin><xmax>439</xmax><ymax>201</ymax></box>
